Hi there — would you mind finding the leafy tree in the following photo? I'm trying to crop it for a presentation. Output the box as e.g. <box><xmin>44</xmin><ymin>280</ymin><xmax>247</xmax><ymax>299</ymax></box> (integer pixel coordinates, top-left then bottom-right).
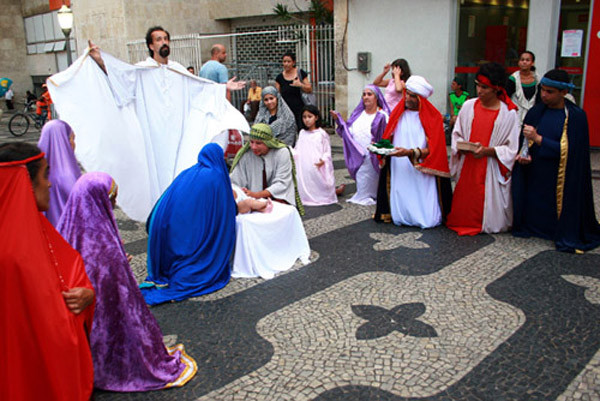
<box><xmin>273</xmin><ymin>0</ymin><xmax>333</xmax><ymax>24</ymax></box>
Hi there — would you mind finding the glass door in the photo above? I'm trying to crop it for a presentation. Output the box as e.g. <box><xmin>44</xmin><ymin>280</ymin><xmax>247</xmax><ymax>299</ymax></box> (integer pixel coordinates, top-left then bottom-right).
<box><xmin>455</xmin><ymin>0</ymin><xmax>530</xmax><ymax>97</ymax></box>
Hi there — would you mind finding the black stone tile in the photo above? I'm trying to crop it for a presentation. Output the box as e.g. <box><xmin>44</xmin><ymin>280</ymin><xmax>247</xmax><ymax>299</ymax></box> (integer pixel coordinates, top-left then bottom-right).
<box><xmin>303</xmin><ymin>203</ymin><xmax>342</xmax><ymax>219</ymax></box>
<box><xmin>333</xmin><ymin>159</ymin><xmax>347</xmax><ymax>170</ymax></box>
<box><xmin>117</xmin><ymin>219</ymin><xmax>139</xmax><ymax>231</ymax></box>
<box><xmin>123</xmin><ymin>238</ymin><xmax>147</xmax><ymax>256</ymax></box>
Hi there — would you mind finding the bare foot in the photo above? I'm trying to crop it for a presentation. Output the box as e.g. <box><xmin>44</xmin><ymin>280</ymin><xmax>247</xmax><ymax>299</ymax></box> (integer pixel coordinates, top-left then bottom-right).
<box><xmin>336</xmin><ymin>184</ymin><xmax>346</xmax><ymax>196</ymax></box>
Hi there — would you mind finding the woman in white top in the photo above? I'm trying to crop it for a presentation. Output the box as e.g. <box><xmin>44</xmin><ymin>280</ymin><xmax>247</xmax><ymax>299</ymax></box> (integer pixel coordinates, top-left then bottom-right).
<box><xmin>506</xmin><ymin>50</ymin><xmax>540</xmax><ymax>125</ymax></box>
<box><xmin>330</xmin><ymin>85</ymin><xmax>390</xmax><ymax>205</ymax></box>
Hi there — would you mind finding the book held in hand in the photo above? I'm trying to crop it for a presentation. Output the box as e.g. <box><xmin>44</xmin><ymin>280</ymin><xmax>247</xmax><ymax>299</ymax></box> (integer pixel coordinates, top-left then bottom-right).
<box><xmin>456</xmin><ymin>141</ymin><xmax>479</xmax><ymax>152</ymax></box>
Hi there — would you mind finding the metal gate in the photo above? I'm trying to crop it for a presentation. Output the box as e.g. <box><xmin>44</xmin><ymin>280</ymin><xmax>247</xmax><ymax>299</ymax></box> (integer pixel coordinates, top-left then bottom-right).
<box><xmin>126</xmin><ymin>24</ymin><xmax>335</xmax><ymax>126</ymax></box>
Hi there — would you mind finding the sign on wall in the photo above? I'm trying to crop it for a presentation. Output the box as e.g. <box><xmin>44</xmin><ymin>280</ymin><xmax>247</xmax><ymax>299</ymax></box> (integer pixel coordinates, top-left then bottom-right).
<box><xmin>561</xmin><ymin>30</ymin><xmax>583</xmax><ymax>57</ymax></box>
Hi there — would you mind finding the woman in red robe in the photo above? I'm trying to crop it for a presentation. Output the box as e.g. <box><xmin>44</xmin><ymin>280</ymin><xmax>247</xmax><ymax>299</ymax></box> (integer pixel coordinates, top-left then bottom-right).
<box><xmin>0</xmin><ymin>143</ymin><xmax>95</xmax><ymax>401</ymax></box>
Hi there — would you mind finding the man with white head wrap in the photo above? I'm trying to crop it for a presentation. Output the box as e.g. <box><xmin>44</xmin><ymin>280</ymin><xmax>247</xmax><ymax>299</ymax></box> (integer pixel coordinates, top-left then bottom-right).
<box><xmin>374</xmin><ymin>76</ymin><xmax>452</xmax><ymax>228</ymax></box>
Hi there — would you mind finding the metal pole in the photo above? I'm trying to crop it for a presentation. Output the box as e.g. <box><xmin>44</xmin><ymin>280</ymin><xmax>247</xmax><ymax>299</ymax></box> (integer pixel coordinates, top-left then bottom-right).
<box><xmin>63</xmin><ymin>29</ymin><xmax>73</xmax><ymax>66</ymax></box>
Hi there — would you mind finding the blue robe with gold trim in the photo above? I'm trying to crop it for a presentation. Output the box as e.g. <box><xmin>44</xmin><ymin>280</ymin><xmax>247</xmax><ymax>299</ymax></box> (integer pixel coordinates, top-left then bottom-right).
<box><xmin>512</xmin><ymin>100</ymin><xmax>600</xmax><ymax>252</ymax></box>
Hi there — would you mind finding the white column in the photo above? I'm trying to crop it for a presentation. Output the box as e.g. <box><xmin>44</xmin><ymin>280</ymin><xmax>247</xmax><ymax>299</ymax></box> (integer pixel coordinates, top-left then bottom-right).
<box><xmin>526</xmin><ymin>0</ymin><xmax>561</xmax><ymax>75</ymax></box>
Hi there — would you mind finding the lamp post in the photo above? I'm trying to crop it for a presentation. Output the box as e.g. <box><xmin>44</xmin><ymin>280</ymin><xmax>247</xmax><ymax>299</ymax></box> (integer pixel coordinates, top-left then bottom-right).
<box><xmin>57</xmin><ymin>5</ymin><xmax>74</xmax><ymax>66</ymax></box>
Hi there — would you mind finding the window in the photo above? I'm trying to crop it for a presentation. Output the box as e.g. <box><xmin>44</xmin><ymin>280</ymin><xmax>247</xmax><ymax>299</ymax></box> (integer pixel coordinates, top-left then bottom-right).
<box><xmin>23</xmin><ymin>11</ymin><xmax>75</xmax><ymax>55</ymax></box>
<box><xmin>455</xmin><ymin>0</ymin><xmax>530</xmax><ymax>95</ymax></box>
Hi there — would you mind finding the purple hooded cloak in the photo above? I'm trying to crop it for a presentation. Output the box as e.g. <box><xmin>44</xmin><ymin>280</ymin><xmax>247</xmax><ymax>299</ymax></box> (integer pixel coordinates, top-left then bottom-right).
<box><xmin>37</xmin><ymin>120</ymin><xmax>81</xmax><ymax>226</ymax></box>
<box><xmin>333</xmin><ymin>84</ymin><xmax>390</xmax><ymax>179</ymax></box>
<box><xmin>57</xmin><ymin>172</ymin><xmax>196</xmax><ymax>392</ymax></box>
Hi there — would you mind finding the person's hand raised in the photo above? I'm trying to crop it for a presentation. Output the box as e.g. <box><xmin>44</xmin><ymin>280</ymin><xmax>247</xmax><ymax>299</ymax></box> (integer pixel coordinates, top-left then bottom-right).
<box><xmin>226</xmin><ymin>77</ymin><xmax>246</xmax><ymax>91</ymax></box>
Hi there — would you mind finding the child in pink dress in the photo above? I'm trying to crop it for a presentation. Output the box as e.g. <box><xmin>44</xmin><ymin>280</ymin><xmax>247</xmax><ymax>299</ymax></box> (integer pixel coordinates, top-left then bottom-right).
<box><xmin>293</xmin><ymin>105</ymin><xmax>339</xmax><ymax>206</ymax></box>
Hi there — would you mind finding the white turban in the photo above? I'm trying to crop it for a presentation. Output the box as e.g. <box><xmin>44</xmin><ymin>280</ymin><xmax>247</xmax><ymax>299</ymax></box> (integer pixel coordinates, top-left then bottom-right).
<box><xmin>406</xmin><ymin>75</ymin><xmax>434</xmax><ymax>99</ymax></box>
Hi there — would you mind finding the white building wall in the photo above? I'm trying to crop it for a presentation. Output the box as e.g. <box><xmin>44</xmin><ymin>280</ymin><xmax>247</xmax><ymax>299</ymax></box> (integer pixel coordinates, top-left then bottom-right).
<box><xmin>346</xmin><ymin>0</ymin><xmax>455</xmax><ymax>115</ymax></box>
<box><xmin>527</xmin><ymin>0</ymin><xmax>561</xmax><ymax>75</ymax></box>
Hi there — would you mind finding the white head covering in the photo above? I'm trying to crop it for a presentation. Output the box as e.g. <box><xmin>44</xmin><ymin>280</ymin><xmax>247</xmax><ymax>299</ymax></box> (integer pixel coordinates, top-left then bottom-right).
<box><xmin>405</xmin><ymin>76</ymin><xmax>434</xmax><ymax>99</ymax></box>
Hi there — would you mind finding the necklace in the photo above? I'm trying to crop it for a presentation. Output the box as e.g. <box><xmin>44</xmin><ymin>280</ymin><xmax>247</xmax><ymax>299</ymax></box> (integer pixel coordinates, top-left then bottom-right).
<box><xmin>41</xmin><ymin>225</ymin><xmax>69</xmax><ymax>292</ymax></box>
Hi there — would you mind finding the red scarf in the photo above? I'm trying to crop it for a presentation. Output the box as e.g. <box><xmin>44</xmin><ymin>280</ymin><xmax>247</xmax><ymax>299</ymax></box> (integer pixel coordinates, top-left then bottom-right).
<box><xmin>476</xmin><ymin>74</ymin><xmax>518</xmax><ymax>111</ymax></box>
<box><xmin>382</xmin><ymin>93</ymin><xmax>450</xmax><ymax>177</ymax></box>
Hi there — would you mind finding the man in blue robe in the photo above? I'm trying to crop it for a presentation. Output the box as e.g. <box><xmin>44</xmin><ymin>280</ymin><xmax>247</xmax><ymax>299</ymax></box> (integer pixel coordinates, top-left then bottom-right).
<box><xmin>512</xmin><ymin>69</ymin><xmax>600</xmax><ymax>253</ymax></box>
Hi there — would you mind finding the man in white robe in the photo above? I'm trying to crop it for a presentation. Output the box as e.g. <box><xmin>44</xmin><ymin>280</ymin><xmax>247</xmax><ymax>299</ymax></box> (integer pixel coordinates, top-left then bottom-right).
<box><xmin>374</xmin><ymin>76</ymin><xmax>452</xmax><ymax>228</ymax></box>
<box><xmin>47</xmin><ymin>26</ymin><xmax>249</xmax><ymax>221</ymax></box>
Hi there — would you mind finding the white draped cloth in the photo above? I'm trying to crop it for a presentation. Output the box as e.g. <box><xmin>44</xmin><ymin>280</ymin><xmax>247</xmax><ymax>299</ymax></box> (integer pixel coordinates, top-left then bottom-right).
<box><xmin>450</xmin><ymin>98</ymin><xmax>520</xmax><ymax>233</ymax></box>
<box><xmin>390</xmin><ymin>111</ymin><xmax>441</xmax><ymax>228</ymax></box>
<box><xmin>347</xmin><ymin>110</ymin><xmax>385</xmax><ymax>205</ymax></box>
<box><xmin>47</xmin><ymin>50</ymin><xmax>249</xmax><ymax>221</ymax></box>
<box><xmin>232</xmin><ymin>202</ymin><xmax>310</xmax><ymax>280</ymax></box>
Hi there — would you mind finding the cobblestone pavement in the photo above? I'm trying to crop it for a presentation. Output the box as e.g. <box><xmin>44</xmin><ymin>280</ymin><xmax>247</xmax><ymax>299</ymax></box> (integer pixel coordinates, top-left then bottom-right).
<box><xmin>2</xmin><ymin>110</ymin><xmax>600</xmax><ymax>400</ymax></box>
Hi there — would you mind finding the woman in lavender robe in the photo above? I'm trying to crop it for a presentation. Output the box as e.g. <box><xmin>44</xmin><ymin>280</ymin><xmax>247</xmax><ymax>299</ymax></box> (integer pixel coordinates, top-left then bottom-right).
<box><xmin>57</xmin><ymin>172</ymin><xmax>197</xmax><ymax>392</ymax></box>
<box><xmin>330</xmin><ymin>85</ymin><xmax>390</xmax><ymax>205</ymax></box>
<box><xmin>37</xmin><ymin>119</ymin><xmax>81</xmax><ymax>226</ymax></box>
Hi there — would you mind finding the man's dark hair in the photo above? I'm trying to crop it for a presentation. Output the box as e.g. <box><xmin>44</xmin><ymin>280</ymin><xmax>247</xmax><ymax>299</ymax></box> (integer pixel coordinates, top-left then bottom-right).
<box><xmin>145</xmin><ymin>26</ymin><xmax>170</xmax><ymax>57</ymax></box>
<box><xmin>0</xmin><ymin>142</ymin><xmax>43</xmax><ymax>182</ymax></box>
<box><xmin>453</xmin><ymin>76</ymin><xmax>464</xmax><ymax>88</ymax></box>
<box><xmin>283</xmin><ymin>51</ymin><xmax>296</xmax><ymax>63</ymax></box>
<box><xmin>301</xmin><ymin>104</ymin><xmax>322</xmax><ymax>128</ymax></box>
<box><xmin>477</xmin><ymin>62</ymin><xmax>507</xmax><ymax>90</ymax></box>
<box><xmin>544</xmin><ymin>68</ymin><xmax>570</xmax><ymax>84</ymax></box>
<box><xmin>391</xmin><ymin>58</ymin><xmax>411</xmax><ymax>82</ymax></box>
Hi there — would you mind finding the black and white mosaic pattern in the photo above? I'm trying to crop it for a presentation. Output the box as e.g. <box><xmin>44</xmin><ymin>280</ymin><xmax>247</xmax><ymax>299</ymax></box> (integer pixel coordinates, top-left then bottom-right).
<box><xmin>92</xmin><ymin>133</ymin><xmax>600</xmax><ymax>401</ymax></box>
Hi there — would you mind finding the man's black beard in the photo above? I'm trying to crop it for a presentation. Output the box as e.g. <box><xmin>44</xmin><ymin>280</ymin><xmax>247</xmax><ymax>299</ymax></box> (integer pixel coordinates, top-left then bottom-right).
<box><xmin>159</xmin><ymin>45</ymin><xmax>170</xmax><ymax>58</ymax></box>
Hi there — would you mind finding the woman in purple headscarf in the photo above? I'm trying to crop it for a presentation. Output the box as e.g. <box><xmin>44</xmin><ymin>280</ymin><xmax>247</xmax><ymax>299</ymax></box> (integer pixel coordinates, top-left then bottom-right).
<box><xmin>330</xmin><ymin>85</ymin><xmax>390</xmax><ymax>205</ymax></box>
<box><xmin>37</xmin><ymin>119</ymin><xmax>80</xmax><ymax>226</ymax></box>
<box><xmin>57</xmin><ymin>172</ymin><xmax>197</xmax><ymax>392</ymax></box>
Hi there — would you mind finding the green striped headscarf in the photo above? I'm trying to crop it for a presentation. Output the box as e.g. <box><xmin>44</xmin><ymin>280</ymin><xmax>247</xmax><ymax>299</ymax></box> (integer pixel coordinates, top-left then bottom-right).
<box><xmin>230</xmin><ymin>123</ymin><xmax>304</xmax><ymax>216</ymax></box>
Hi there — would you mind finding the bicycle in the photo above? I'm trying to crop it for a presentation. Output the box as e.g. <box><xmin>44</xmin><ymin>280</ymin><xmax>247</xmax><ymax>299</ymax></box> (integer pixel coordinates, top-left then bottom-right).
<box><xmin>8</xmin><ymin>101</ymin><xmax>48</xmax><ymax>137</ymax></box>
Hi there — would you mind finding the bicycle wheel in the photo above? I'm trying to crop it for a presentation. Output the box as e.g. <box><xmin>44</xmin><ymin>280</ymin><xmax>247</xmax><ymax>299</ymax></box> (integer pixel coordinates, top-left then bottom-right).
<box><xmin>9</xmin><ymin>113</ymin><xmax>30</xmax><ymax>137</ymax></box>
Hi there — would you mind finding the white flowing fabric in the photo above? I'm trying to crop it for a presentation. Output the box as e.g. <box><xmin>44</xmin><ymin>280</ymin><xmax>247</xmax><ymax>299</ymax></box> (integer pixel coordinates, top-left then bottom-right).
<box><xmin>47</xmin><ymin>49</ymin><xmax>249</xmax><ymax>221</ymax></box>
<box><xmin>390</xmin><ymin>111</ymin><xmax>441</xmax><ymax>228</ymax></box>
<box><xmin>347</xmin><ymin>111</ymin><xmax>381</xmax><ymax>205</ymax></box>
<box><xmin>450</xmin><ymin>99</ymin><xmax>520</xmax><ymax>233</ymax></box>
<box><xmin>232</xmin><ymin>202</ymin><xmax>310</xmax><ymax>280</ymax></box>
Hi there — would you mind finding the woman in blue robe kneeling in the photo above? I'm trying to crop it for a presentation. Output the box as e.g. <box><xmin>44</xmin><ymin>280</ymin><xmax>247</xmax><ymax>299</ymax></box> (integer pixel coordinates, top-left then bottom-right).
<box><xmin>141</xmin><ymin>143</ymin><xmax>237</xmax><ymax>305</ymax></box>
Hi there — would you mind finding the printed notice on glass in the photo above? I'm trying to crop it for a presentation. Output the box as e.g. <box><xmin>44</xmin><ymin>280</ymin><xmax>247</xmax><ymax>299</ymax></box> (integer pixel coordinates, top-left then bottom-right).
<box><xmin>561</xmin><ymin>30</ymin><xmax>583</xmax><ymax>57</ymax></box>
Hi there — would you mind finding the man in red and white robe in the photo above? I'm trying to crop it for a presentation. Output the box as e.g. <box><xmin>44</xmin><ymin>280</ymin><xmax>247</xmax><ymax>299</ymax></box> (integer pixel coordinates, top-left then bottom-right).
<box><xmin>447</xmin><ymin>62</ymin><xmax>520</xmax><ymax>235</ymax></box>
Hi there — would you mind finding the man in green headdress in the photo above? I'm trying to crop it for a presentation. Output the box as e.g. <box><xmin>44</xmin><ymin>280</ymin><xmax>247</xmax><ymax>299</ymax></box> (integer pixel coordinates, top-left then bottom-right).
<box><xmin>230</xmin><ymin>123</ymin><xmax>303</xmax><ymax>214</ymax></box>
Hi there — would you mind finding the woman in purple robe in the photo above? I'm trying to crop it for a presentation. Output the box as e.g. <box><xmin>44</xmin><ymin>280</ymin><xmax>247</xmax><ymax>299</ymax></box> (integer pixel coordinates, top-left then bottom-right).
<box><xmin>57</xmin><ymin>172</ymin><xmax>197</xmax><ymax>392</ymax></box>
<box><xmin>330</xmin><ymin>85</ymin><xmax>390</xmax><ymax>205</ymax></box>
<box><xmin>37</xmin><ymin>119</ymin><xmax>81</xmax><ymax>226</ymax></box>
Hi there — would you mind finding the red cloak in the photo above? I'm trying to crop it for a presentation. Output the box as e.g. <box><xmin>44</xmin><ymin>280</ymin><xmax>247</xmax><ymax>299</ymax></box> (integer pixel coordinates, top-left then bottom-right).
<box><xmin>0</xmin><ymin>163</ymin><xmax>94</xmax><ymax>401</ymax></box>
<box><xmin>382</xmin><ymin>93</ymin><xmax>450</xmax><ymax>177</ymax></box>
